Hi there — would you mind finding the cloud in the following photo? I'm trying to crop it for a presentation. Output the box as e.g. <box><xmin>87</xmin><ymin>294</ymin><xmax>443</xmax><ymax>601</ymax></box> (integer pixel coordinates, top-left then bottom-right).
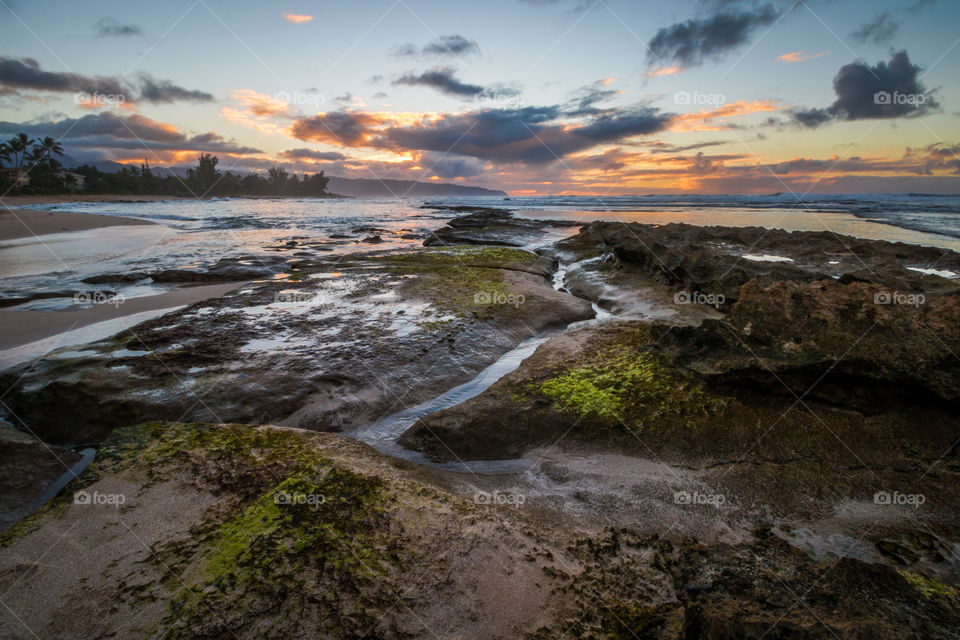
<box><xmin>392</xmin><ymin>35</ymin><xmax>481</xmax><ymax>58</ymax></box>
<box><xmin>393</xmin><ymin>67</ymin><xmax>486</xmax><ymax>98</ymax></box>
<box><xmin>137</xmin><ymin>74</ymin><xmax>214</xmax><ymax>103</ymax></box>
<box><xmin>283</xmin><ymin>13</ymin><xmax>313</xmax><ymax>24</ymax></box>
<box><xmin>289</xmin><ymin>110</ymin><xmax>386</xmax><ymax>147</ymax></box>
<box><xmin>230</xmin><ymin>89</ymin><xmax>292</xmax><ymax>117</ymax></box>
<box><xmin>850</xmin><ymin>12</ymin><xmax>898</xmax><ymax>45</ymax></box>
<box><xmin>829</xmin><ymin>51</ymin><xmax>937</xmax><ymax>121</ymax></box>
<box><xmin>288</xmin><ymin>104</ymin><xmax>673</xmax><ymax>164</ymax></box>
<box><xmin>417</xmin><ymin>152</ymin><xmax>485</xmax><ymax>178</ymax></box>
<box><xmin>669</xmin><ymin>100</ymin><xmax>778</xmax><ymax>132</ymax></box>
<box><xmin>786</xmin><ymin>107</ymin><xmax>833</xmax><ymax>128</ymax></box>
<box><xmin>0</xmin><ymin>112</ymin><xmax>260</xmax><ymax>164</ymax></box>
<box><xmin>903</xmin><ymin>142</ymin><xmax>960</xmax><ymax>175</ymax></box>
<box><xmin>93</xmin><ymin>18</ymin><xmax>142</xmax><ymax>37</ymax></box>
<box><xmin>0</xmin><ymin>56</ymin><xmax>128</xmax><ymax>97</ymax></box>
<box><xmin>644</xmin><ymin>140</ymin><xmax>730</xmax><ymax>154</ymax></box>
<box><xmin>279</xmin><ymin>148</ymin><xmax>348</xmax><ymax>162</ymax></box>
<box><xmin>789</xmin><ymin>51</ymin><xmax>938</xmax><ymax>128</ymax></box>
<box><xmin>0</xmin><ymin>56</ymin><xmax>213</xmax><ymax>104</ymax></box>
<box><xmin>646</xmin><ymin>66</ymin><xmax>682</xmax><ymax>77</ymax></box>
<box><xmin>777</xmin><ymin>50</ymin><xmax>828</xmax><ymax>63</ymax></box>
<box><xmin>646</xmin><ymin>4</ymin><xmax>779</xmax><ymax>68</ymax></box>
<box><xmin>565</xmin><ymin>79</ymin><xmax>620</xmax><ymax>116</ymax></box>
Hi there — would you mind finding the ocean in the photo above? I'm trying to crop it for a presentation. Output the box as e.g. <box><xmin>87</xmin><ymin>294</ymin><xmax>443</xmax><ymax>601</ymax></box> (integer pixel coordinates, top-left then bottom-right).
<box><xmin>3</xmin><ymin>193</ymin><xmax>959</xmax><ymax>312</ymax></box>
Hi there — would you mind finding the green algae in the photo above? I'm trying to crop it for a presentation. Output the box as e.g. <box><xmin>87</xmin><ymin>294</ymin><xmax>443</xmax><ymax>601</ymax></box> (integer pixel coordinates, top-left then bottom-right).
<box><xmin>113</xmin><ymin>423</ymin><xmax>405</xmax><ymax>638</ymax></box>
<box><xmin>372</xmin><ymin>245</ymin><xmax>541</xmax><ymax>267</ymax></box>
<box><xmin>899</xmin><ymin>570</ymin><xmax>960</xmax><ymax>608</ymax></box>
<box><xmin>530</xmin><ymin>334</ymin><xmax>724</xmax><ymax>429</ymax></box>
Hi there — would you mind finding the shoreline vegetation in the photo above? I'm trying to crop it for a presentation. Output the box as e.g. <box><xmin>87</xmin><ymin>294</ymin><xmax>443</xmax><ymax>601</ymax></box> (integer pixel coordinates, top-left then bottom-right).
<box><xmin>1</xmin><ymin>135</ymin><xmax>337</xmax><ymax>198</ymax></box>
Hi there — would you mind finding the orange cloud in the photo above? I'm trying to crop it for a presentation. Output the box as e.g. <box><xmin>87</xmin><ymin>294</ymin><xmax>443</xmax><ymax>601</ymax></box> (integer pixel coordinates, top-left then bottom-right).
<box><xmin>283</xmin><ymin>13</ymin><xmax>314</xmax><ymax>24</ymax></box>
<box><xmin>670</xmin><ymin>100</ymin><xmax>778</xmax><ymax>132</ymax></box>
<box><xmin>646</xmin><ymin>66</ymin><xmax>682</xmax><ymax>78</ymax></box>
<box><xmin>777</xmin><ymin>51</ymin><xmax>828</xmax><ymax>63</ymax></box>
<box><xmin>230</xmin><ymin>89</ymin><xmax>291</xmax><ymax>117</ymax></box>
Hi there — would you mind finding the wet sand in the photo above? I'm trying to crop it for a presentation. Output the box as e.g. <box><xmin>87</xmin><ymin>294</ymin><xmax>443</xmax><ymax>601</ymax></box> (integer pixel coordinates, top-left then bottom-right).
<box><xmin>0</xmin><ymin>208</ymin><xmax>157</xmax><ymax>241</ymax></box>
<box><xmin>0</xmin><ymin>282</ymin><xmax>244</xmax><ymax>352</ymax></box>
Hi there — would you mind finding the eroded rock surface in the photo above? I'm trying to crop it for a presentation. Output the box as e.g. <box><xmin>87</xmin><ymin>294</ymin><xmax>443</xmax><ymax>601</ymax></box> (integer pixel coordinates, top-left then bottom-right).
<box><xmin>0</xmin><ymin>246</ymin><xmax>592</xmax><ymax>445</ymax></box>
<box><xmin>423</xmin><ymin>206</ymin><xmax>577</xmax><ymax>247</ymax></box>
<box><xmin>2</xmin><ymin>422</ymin><xmax>956</xmax><ymax>640</ymax></box>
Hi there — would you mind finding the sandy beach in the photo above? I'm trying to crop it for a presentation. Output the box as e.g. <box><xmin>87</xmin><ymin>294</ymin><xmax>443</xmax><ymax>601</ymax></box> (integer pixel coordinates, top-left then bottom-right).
<box><xmin>0</xmin><ymin>203</ymin><xmax>161</xmax><ymax>241</ymax></box>
<box><xmin>0</xmin><ymin>282</ymin><xmax>244</xmax><ymax>352</ymax></box>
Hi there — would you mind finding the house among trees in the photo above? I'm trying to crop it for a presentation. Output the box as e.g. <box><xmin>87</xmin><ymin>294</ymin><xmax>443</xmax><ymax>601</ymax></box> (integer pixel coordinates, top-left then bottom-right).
<box><xmin>0</xmin><ymin>168</ymin><xmax>30</xmax><ymax>188</ymax></box>
<box><xmin>56</xmin><ymin>171</ymin><xmax>86</xmax><ymax>192</ymax></box>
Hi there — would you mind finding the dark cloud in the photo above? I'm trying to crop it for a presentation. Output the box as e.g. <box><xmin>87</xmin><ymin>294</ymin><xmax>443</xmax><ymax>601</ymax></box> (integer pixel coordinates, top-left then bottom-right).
<box><xmin>688</xmin><ymin>151</ymin><xmax>723</xmax><ymax>174</ymax></box>
<box><xmin>0</xmin><ymin>112</ymin><xmax>182</xmax><ymax>142</ymax></box>
<box><xmin>828</xmin><ymin>51</ymin><xmax>937</xmax><ymax>120</ymax></box>
<box><xmin>393</xmin><ymin>67</ymin><xmax>485</xmax><ymax>97</ymax></box>
<box><xmin>516</xmin><ymin>0</ymin><xmax>597</xmax><ymax>13</ymax></box>
<box><xmin>137</xmin><ymin>73</ymin><xmax>213</xmax><ymax>103</ymax></box>
<box><xmin>645</xmin><ymin>140</ymin><xmax>730</xmax><ymax>154</ymax></box>
<box><xmin>789</xmin><ymin>51</ymin><xmax>938</xmax><ymax>127</ymax></box>
<box><xmin>289</xmin><ymin>104</ymin><xmax>672</xmax><ymax>164</ymax></box>
<box><xmin>565</xmin><ymin>80</ymin><xmax>619</xmax><ymax>116</ymax></box>
<box><xmin>0</xmin><ymin>56</ymin><xmax>128</xmax><ymax>97</ymax></box>
<box><xmin>288</xmin><ymin>111</ymin><xmax>382</xmax><ymax>146</ymax></box>
<box><xmin>418</xmin><ymin>152</ymin><xmax>485</xmax><ymax>178</ymax></box>
<box><xmin>392</xmin><ymin>35</ymin><xmax>480</xmax><ymax>58</ymax></box>
<box><xmin>646</xmin><ymin>4</ymin><xmax>779</xmax><ymax>68</ymax></box>
<box><xmin>903</xmin><ymin>142</ymin><xmax>960</xmax><ymax>175</ymax></box>
<box><xmin>93</xmin><ymin>18</ymin><xmax>140</xmax><ymax>37</ymax></box>
<box><xmin>787</xmin><ymin>107</ymin><xmax>833</xmax><ymax>128</ymax></box>
<box><xmin>850</xmin><ymin>12</ymin><xmax>898</xmax><ymax>45</ymax></box>
<box><xmin>279</xmin><ymin>148</ymin><xmax>348</xmax><ymax>162</ymax></box>
<box><xmin>94</xmin><ymin>17</ymin><xmax>142</xmax><ymax>37</ymax></box>
<box><xmin>0</xmin><ymin>113</ymin><xmax>259</xmax><ymax>155</ymax></box>
<box><xmin>0</xmin><ymin>57</ymin><xmax>213</xmax><ymax>104</ymax></box>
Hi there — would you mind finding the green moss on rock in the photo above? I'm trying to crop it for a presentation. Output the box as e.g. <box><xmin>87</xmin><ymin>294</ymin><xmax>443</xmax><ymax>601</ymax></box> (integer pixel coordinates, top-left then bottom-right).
<box><xmin>530</xmin><ymin>330</ymin><xmax>725</xmax><ymax>429</ymax></box>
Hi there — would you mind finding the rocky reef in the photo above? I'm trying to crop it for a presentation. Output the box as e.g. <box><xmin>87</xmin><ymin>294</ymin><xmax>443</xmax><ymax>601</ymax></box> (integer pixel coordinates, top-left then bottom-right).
<box><xmin>0</xmin><ymin>245</ymin><xmax>591</xmax><ymax>446</ymax></box>
<box><xmin>2</xmin><ymin>212</ymin><xmax>960</xmax><ymax>639</ymax></box>
<box><xmin>2</xmin><ymin>422</ymin><xmax>958</xmax><ymax>639</ymax></box>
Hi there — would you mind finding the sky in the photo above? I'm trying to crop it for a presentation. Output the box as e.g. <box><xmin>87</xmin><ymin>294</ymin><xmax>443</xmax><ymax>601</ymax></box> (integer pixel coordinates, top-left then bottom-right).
<box><xmin>1</xmin><ymin>0</ymin><xmax>958</xmax><ymax>195</ymax></box>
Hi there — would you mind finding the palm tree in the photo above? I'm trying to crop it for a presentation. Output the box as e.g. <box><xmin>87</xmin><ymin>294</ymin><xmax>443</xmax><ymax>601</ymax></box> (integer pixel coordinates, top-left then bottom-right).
<box><xmin>33</xmin><ymin>136</ymin><xmax>64</xmax><ymax>164</ymax></box>
<box><xmin>4</xmin><ymin>133</ymin><xmax>34</xmax><ymax>192</ymax></box>
<box><xmin>30</xmin><ymin>136</ymin><xmax>64</xmax><ymax>174</ymax></box>
<box><xmin>7</xmin><ymin>133</ymin><xmax>35</xmax><ymax>172</ymax></box>
<box><xmin>0</xmin><ymin>141</ymin><xmax>9</xmax><ymax>191</ymax></box>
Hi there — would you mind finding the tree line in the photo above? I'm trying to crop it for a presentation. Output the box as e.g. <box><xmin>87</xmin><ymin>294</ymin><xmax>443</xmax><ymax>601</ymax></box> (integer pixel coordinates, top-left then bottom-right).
<box><xmin>0</xmin><ymin>135</ymin><xmax>332</xmax><ymax>197</ymax></box>
<box><xmin>0</xmin><ymin>133</ymin><xmax>67</xmax><ymax>192</ymax></box>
